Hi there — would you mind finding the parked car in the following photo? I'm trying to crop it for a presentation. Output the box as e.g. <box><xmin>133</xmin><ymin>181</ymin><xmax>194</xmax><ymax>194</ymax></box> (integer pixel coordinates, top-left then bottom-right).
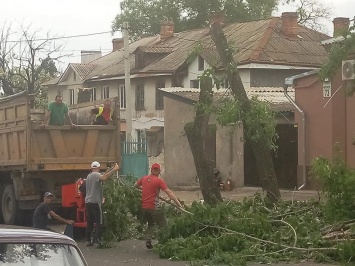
<box><xmin>0</xmin><ymin>225</ymin><xmax>87</xmax><ymax>265</ymax></box>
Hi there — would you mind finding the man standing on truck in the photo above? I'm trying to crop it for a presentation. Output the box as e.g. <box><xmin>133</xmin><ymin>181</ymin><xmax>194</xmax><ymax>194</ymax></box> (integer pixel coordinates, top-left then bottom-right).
<box><xmin>85</xmin><ymin>161</ymin><xmax>120</xmax><ymax>248</ymax></box>
<box><xmin>90</xmin><ymin>99</ymin><xmax>113</xmax><ymax>125</ymax></box>
<box><xmin>33</xmin><ymin>192</ymin><xmax>74</xmax><ymax>232</ymax></box>
<box><xmin>42</xmin><ymin>95</ymin><xmax>76</xmax><ymax>127</ymax></box>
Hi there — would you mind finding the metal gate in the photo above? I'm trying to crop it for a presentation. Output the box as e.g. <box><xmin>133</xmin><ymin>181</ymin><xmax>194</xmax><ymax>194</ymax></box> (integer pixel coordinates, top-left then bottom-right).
<box><xmin>121</xmin><ymin>141</ymin><xmax>148</xmax><ymax>183</ymax></box>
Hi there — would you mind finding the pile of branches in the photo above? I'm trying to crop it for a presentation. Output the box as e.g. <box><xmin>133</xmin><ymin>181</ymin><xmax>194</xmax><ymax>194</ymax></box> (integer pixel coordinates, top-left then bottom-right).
<box><xmin>322</xmin><ymin>220</ymin><xmax>355</xmax><ymax>241</ymax></box>
<box><xmin>156</xmin><ymin>194</ymin><xmax>355</xmax><ymax>265</ymax></box>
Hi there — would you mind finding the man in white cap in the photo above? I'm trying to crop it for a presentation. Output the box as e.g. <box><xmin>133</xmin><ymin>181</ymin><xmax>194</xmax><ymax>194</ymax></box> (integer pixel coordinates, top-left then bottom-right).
<box><xmin>33</xmin><ymin>192</ymin><xmax>74</xmax><ymax>230</ymax></box>
<box><xmin>85</xmin><ymin>161</ymin><xmax>120</xmax><ymax>248</ymax></box>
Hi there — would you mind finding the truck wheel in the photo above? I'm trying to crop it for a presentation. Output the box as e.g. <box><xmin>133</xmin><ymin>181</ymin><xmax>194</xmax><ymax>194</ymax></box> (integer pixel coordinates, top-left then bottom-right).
<box><xmin>2</xmin><ymin>184</ymin><xmax>19</xmax><ymax>224</ymax></box>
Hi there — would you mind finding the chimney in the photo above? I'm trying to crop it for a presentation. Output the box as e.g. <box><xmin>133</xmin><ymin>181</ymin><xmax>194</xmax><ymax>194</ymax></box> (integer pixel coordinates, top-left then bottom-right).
<box><xmin>112</xmin><ymin>38</ymin><xmax>124</xmax><ymax>52</ymax></box>
<box><xmin>333</xmin><ymin>17</ymin><xmax>350</xmax><ymax>37</ymax></box>
<box><xmin>209</xmin><ymin>11</ymin><xmax>225</xmax><ymax>26</ymax></box>
<box><xmin>81</xmin><ymin>50</ymin><xmax>102</xmax><ymax>63</ymax></box>
<box><xmin>281</xmin><ymin>12</ymin><xmax>298</xmax><ymax>37</ymax></box>
<box><xmin>160</xmin><ymin>19</ymin><xmax>174</xmax><ymax>41</ymax></box>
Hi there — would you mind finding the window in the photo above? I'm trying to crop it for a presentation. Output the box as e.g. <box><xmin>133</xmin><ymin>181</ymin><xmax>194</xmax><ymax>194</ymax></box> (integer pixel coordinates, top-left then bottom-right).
<box><xmin>190</xmin><ymin>79</ymin><xmax>199</xmax><ymax>88</ymax></box>
<box><xmin>73</xmin><ymin>72</ymin><xmax>76</xmax><ymax>81</ymax></box>
<box><xmin>155</xmin><ymin>80</ymin><xmax>165</xmax><ymax>110</ymax></box>
<box><xmin>69</xmin><ymin>89</ymin><xmax>75</xmax><ymax>105</ymax></box>
<box><xmin>102</xmin><ymin>86</ymin><xmax>110</xmax><ymax>99</ymax></box>
<box><xmin>135</xmin><ymin>84</ymin><xmax>145</xmax><ymax>110</ymax></box>
<box><xmin>119</xmin><ymin>85</ymin><xmax>126</xmax><ymax>109</ymax></box>
<box><xmin>91</xmin><ymin>87</ymin><xmax>97</xmax><ymax>101</ymax></box>
<box><xmin>198</xmin><ymin>56</ymin><xmax>204</xmax><ymax>71</ymax></box>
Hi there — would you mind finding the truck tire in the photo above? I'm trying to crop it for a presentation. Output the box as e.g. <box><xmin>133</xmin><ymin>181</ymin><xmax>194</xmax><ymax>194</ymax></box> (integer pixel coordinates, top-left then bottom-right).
<box><xmin>2</xmin><ymin>184</ymin><xmax>20</xmax><ymax>224</ymax></box>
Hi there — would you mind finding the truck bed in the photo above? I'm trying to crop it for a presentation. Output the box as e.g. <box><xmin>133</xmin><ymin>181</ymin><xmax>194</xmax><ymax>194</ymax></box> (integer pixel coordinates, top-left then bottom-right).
<box><xmin>0</xmin><ymin>92</ymin><xmax>120</xmax><ymax>172</ymax></box>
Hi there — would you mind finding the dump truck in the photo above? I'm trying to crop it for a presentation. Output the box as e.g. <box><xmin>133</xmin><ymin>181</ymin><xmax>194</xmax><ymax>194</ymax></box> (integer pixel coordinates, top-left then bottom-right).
<box><xmin>0</xmin><ymin>92</ymin><xmax>120</xmax><ymax>224</ymax></box>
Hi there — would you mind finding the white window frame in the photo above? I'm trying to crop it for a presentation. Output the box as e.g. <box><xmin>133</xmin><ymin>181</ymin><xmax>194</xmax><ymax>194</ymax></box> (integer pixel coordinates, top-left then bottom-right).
<box><xmin>102</xmin><ymin>86</ymin><xmax>110</xmax><ymax>99</ymax></box>
<box><xmin>91</xmin><ymin>87</ymin><xmax>97</xmax><ymax>101</ymax></box>
<box><xmin>119</xmin><ymin>85</ymin><xmax>126</xmax><ymax>109</ymax></box>
<box><xmin>69</xmin><ymin>89</ymin><xmax>75</xmax><ymax>105</ymax></box>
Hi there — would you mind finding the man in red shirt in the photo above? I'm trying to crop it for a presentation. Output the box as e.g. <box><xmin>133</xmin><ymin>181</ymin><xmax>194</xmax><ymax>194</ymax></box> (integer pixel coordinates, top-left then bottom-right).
<box><xmin>134</xmin><ymin>163</ymin><xmax>182</xmax><ymax>249</ymax></box>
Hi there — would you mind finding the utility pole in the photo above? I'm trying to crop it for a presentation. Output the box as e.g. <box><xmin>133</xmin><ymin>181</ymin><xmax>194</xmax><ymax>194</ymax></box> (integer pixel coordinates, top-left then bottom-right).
<box><xmin>123</xmin><ymin>21</ymin><xmax>132</xmax><ymax>142</ymax></box>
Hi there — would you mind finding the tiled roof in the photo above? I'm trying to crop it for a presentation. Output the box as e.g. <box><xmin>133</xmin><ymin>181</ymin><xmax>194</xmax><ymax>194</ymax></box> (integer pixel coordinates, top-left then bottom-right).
<box><xmin>160</xmin><ymin>87</ymin><xmax>295</xmax><ymax>112</ymax></box>
<box><xmin>70</xmin><ymin>63</ymin><xmax>98</xmax><ymax>80</ymax></box>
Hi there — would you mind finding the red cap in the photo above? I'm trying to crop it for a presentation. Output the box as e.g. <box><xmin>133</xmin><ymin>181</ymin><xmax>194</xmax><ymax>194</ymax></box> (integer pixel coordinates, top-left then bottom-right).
<box><xmin>151</xmin><ymin>163</ymin><xmax>160</xmax><ymax>171</ymax></box>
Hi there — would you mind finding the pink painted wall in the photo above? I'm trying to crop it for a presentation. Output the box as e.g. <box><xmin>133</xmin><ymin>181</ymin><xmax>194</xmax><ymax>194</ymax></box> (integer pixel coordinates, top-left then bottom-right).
<box><xmin>294</xmin><ymin>68</ymin><xmax>355</xmax><ymax>188</ymax></box>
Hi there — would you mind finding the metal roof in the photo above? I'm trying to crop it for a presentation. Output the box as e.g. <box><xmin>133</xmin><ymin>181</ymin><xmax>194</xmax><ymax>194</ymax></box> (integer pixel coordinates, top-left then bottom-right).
<box><xmin>135</xmin><ymin>46</ymin><xmax>173</xmax><ymax>53</ymax></box>
<box><xmin>160</xmin><ymin>87</ymin><xmax>295</xmax><ymax>112</ymax></box>
<box><xmin>54</xmin><ymin>17</ymin><xmax>330</xmax><ymax>83</ymax></box>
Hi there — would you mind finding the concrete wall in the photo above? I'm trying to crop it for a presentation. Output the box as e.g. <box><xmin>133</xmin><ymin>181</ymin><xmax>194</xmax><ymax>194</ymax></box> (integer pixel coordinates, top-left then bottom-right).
<box><xmin>164</xmin><ymin>95</ymin><xmax>244</xmax><ymax>187</ymax></box>
<box><xmin>164</xmin><ymin>97</ymin><xmax>196</xmax><ymax>186</ymax></box>
<box><xmin>216</xmin><ymin>123</ymin><xmax>244</xmax><ymax>188</ymax></box>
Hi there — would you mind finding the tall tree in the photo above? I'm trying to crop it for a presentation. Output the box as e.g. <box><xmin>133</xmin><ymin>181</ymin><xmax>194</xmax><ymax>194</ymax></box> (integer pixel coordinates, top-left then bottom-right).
<box><xmin>112</xmin><ymin>0</ymin><xmax>279</xmax><ymax>40</ymax></box>
<box><xmin>0</xmin><ymin>23</ymin><xmax>61</xmax><ymax>107</ymax></box>
<box><xmin>184</xmin><ymin>75</ymin><xmax>223</xmax><ymax>206</ymax></box>
<box><xmin>210</xmin><ymin>20</ymin><xmax>281</xmax><ymax>202</ymax></box>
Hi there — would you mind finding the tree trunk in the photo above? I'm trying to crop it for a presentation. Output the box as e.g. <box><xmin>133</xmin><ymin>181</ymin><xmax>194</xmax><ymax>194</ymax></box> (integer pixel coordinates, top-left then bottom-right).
<box><xmin>210</xmin><ymin>21</ymin><xmax>281</xmax><ymax>202</ymax></box>
<box><xmin>184</xmin><ymin>76</ymin><xmax>223</xmax><ymax>206</ymax></box>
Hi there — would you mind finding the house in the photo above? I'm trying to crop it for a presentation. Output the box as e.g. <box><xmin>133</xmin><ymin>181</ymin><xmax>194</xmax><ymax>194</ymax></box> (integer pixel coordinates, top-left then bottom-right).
<box><xmin>284</xmin><ymin>17</ymin><xmax>355</xmax><ymax>189</ymax></box>
<box><xmin>43</xmin><ymin>12</ymin><xmax>330</xmax><ymax>177</ymax></box>
<box><xmin>161</xmin><ymin>87</ymin><xmax>297</xmax><ymax>189</ymax></box>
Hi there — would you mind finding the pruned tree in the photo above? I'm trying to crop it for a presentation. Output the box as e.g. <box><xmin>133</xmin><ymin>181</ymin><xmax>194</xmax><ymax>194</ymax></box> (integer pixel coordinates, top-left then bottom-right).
<box><xmin>210</xmin><ymin>20</ymin><xmax>281</xmax><ymax>203</ymax></box>
<box><xmin>0</xmin><ymin>23</ymin><xmax>62</xmax><ymax>107</ymax></box>
<box><xmin>184</xmin><ymin>75</ymin><xmax>223</xmax><ymax>206</ymax></box>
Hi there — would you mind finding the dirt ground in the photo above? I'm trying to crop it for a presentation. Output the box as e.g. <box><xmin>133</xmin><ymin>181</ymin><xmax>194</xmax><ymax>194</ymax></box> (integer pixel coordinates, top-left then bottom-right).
<box><xmin>77</xmin><ymin>187</ymin><xmax>332</xmax><ymax>266</ymax></box>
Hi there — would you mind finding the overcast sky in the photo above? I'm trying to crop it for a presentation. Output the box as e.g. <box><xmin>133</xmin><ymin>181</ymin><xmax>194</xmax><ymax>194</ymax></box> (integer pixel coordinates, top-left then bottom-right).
<box><xmin>0</xmin><ymin>0</ymin><xmax>354</xmax><ymax>71</ymax></box>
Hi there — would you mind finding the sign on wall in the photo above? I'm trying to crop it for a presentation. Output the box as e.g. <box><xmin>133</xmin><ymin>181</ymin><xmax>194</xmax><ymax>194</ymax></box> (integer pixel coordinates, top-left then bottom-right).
<box><xmin>323</xmin><ymin>80</ymin><xmax>331</xmax><ymax>98</ymax></box>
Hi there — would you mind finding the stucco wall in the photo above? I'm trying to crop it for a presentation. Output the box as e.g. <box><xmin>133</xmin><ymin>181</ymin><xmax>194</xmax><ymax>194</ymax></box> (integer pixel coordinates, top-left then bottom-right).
<box><xmin>182</xmin><ymin>57</ymin><xmax>251</xmax><ymax>89</ymax></box>
<box><xmin>294</xmin><ymin>68</ymin><xmax>355</xmax><ymax>187</ymax></box>
<box><xmin>164</xmin><ymin>97</ymin><xmax>196</xmax><ymax>186</ymax></box>
<box><xmin>216</xmin><ymin>123</ymin><xmax>244</xmax><ymax>187</ymax></box>
<box><xmin>346</xmin><ymin>91</ymin><xmax>355</xmax><ymax>168</ymax></box>
<box><xmin>251</xmin><ymin>69</ymin><xmax>310</xmax><ymax>88</ymax></box>
<box><xmin>164</xmin><ymin>95</ymin><xmax>244</xmax><ymax>187</ymax></box>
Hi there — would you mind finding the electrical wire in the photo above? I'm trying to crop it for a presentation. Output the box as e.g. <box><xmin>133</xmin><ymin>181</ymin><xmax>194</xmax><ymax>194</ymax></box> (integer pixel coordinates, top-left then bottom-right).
<box><xmin>7</xmin><ymin>30</ymin><xmax>116</xmax><ymax>43</ymax></box>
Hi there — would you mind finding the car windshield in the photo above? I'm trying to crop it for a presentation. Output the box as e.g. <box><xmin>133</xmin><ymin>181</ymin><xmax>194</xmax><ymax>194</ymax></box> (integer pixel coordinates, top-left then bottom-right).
<box><xmin>0</xmin><ymin>243</ymin><xmax>85</xmax><ymax>266</ymax></box>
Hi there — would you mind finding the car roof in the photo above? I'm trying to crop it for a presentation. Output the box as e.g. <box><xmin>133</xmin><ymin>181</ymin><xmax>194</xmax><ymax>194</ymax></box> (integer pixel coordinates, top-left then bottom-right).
<box><xmin>0</xmin><ymin>224</ymin><xmax>77</xmax><ymax>246</ymax></box>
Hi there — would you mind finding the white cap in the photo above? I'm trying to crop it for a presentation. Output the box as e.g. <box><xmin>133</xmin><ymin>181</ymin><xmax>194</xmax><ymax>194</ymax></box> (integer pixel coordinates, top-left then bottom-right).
<box><xmin>91</xmin><ymin>161</ymin><xmax>100</xmax><ymax>168</ymax></box>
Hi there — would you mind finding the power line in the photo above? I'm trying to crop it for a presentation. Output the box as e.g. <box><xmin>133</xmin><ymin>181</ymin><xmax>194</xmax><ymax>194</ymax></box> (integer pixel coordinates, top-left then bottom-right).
<box><xmin>7</xmin><ymin>30</ymin><xmax>116</xmax><ymax>43</ymax></box>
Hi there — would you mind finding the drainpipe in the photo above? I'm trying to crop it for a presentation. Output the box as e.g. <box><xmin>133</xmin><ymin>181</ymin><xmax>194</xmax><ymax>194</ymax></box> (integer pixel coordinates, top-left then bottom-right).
<box><xmin>284</xmin><ymin>69</ymin><xmax>319</xmax><ymax>190</ymax></box>
<box><xmin>284</xmin><ymin>80</ymin><xmax>306</xmax><ymax>190</ymax></box>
